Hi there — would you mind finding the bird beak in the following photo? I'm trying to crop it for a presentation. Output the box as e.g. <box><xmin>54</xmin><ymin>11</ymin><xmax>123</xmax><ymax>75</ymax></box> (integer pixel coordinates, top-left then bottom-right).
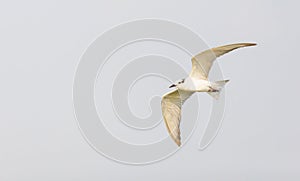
<box><xmin>169</xmin><ymin>84</ymin><xmax>176</xmax><ymax>88</ymax></box>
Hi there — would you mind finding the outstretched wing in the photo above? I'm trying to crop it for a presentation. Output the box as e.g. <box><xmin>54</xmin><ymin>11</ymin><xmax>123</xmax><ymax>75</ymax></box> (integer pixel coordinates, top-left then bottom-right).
<box><xmin>161</xmin><ymin>89</ymin><xmax>193</xmax><ymax>146</ymax></box>
<box><xmin>190</xmin><ymin>43</ymin><xmax>256</xmax><ymax>79</ymax></box>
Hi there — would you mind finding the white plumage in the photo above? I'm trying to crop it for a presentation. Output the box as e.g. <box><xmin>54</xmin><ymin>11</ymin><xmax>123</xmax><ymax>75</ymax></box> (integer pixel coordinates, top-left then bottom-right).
<box><xmin>161</xmin><ymin>43</ymin><xmax>256</xmax><ymax>146</ymax></box>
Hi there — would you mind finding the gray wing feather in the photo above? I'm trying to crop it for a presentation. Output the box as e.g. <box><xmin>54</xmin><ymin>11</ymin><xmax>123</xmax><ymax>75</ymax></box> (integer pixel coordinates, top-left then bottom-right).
<box><xmin>190</xmin><ymin>43</ymin><xmax>256</xmax><ymax>79</ymax></box>
<box><xmin>161</xmin><ymin>90</ymin><xmax>193</xmax><ymax>146</ymax></box>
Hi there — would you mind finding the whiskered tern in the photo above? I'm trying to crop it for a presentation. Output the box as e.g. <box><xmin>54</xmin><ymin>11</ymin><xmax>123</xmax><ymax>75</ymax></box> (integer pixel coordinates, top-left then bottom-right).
<box><xmin>161</xmin><ymin>43</ymin><xmax>256</xmax><ymax>146</ymax></box>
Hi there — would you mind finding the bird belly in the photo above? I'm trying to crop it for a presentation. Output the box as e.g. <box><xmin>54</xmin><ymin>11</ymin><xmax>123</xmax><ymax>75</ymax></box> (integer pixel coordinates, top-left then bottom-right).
<box><xmin>194</xmin><ymin>80</ymin><xmax>211</xmax><ymax>92</ymax></box>
<box><xmin>178</xmin><ymin>79</ymin><xmax>211</xmax><ymax>92</ymax></box>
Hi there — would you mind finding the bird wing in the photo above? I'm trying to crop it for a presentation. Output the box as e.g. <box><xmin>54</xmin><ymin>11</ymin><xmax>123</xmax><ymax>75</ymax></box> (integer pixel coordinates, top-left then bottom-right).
<box><xmin>161</xmin><ymin>89</ymin><xmax>193</xmax><ymax>146</ymax></box>
<box><xmin>190</xmin><ymin>43</ymin><xmax>256</xmax><ymax>79</ymax></box>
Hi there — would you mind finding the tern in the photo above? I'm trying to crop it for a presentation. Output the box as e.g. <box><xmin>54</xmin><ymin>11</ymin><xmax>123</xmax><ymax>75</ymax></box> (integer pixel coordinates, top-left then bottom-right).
<box><xmin>161</xmin><ymin>43</ymin><xmax>256</xmax><ymax>146</ymax></box>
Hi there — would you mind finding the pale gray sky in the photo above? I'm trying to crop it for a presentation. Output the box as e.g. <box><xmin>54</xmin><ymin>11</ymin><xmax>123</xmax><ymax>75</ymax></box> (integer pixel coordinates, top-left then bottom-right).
<box><xmin>0</xmin><ymin>0</ymin><xmax>299</xmax><ymax>180</ymax></box>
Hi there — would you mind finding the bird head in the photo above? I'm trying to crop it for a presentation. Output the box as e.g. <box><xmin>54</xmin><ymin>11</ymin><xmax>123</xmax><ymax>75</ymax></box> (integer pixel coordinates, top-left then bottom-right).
<box><xmin>169</xmin><ymin>79</ymin><xmax>185</xmax><ymax>88</ymax></box>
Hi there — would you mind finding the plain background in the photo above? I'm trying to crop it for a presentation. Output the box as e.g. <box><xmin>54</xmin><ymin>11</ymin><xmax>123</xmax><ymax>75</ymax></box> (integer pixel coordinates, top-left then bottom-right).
<box><xmin>1</xmin><ymin>0</ymin><xmax>300</xmax><ymax>180</ymax></box>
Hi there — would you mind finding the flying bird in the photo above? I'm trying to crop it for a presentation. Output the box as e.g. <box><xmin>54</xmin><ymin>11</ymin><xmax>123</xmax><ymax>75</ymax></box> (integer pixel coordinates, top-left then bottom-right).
<box><xmin>161</xmin><ymin>43</ymin><xmax>256</xmax><ymax>146</ymax></box>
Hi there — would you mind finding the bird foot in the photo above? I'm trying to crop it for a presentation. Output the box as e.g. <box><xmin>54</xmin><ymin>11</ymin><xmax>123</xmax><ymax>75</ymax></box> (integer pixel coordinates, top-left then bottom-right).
<box><xmin>208</xmin><ymin>87</ymin><xmax>219</xmax><ymax>92</ymax></box>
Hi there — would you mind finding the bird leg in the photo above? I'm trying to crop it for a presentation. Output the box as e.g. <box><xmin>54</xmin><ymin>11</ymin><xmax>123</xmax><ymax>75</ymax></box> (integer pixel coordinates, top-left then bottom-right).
<box><xmin>208</xmin><ymin>86</ymin><xmax>219</xmax><ymax>92</ymax></box>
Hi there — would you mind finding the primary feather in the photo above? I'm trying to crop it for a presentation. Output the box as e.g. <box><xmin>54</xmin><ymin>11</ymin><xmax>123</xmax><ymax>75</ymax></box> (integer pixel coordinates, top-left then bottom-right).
<box><xmin>162</xmin><ymin>43</ymin><xmax>256</xmax><ymax>146</ymax></box>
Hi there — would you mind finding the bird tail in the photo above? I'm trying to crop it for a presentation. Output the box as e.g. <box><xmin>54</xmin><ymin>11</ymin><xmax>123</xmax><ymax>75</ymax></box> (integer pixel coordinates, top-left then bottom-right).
<box><xmin>207</xmin><ymin>80</ymin><xmax>230</xmax><ymax>100</ymax></box>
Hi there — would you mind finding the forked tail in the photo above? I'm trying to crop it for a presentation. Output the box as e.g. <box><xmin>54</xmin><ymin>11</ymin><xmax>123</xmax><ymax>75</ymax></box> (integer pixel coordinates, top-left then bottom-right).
<box><xmin>207</xmin><ymin>80</ymin><xmax>230</xmax><ymax>100</ymax></box>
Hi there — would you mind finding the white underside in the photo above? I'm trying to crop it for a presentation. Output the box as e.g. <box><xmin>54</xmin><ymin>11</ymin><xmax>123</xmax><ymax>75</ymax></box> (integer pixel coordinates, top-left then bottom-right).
<box><xmin>176</xmin><ymin>77</ymin><xmax>214</xmax><ymax>92</ymax></box>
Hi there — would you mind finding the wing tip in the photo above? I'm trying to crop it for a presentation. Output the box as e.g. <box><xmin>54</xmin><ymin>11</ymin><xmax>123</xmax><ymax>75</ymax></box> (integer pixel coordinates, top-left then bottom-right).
<box><xmin>244</xmin><ymin>42</ymin><xmax>257</xmax><ymax>46</ymax></box>
<box><xmin>230</xmin><ymin>42</ymin><xmax>257</xmax><ymax>47</ymax></box>
<box><xmin>175</xmin><ymin>140</ymin><xmax>181</xmax><ymax>146</ymax></box>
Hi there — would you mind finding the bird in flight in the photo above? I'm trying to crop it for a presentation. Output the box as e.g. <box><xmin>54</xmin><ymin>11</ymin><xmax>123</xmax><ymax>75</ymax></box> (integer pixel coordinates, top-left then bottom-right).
<box><xmin>161</xmin><ymin>43</ymin><xmax>256</xmax><ymax>146</ymax></box>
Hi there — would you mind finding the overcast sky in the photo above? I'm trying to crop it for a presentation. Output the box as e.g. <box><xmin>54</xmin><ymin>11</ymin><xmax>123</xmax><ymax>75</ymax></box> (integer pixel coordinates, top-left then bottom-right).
<box><xmin>1</xmin><ymin>0</ymin><xmax>299</xmax><ymax>180</ymax></box>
